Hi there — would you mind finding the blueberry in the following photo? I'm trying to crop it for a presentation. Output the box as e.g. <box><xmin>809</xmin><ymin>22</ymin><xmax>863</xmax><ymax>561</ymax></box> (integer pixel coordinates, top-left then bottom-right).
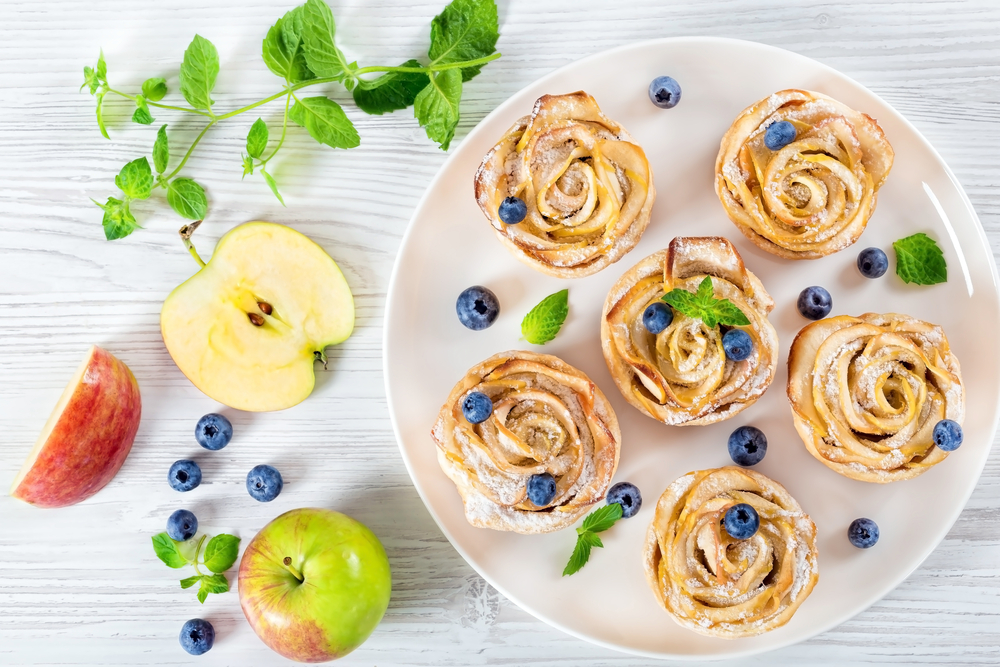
<box><xmin>526</xmin><ymin>472</ymin><xmax>557</xmax><ymax>506</ymax></box>
<box><xmin>648</xmin><ymin>76</ymin><xmax>682</xmax><ymax>109</ymax></box>
<box><xmin>498</xmin><ymin>196</ymin><xmax>528</xmax><ymax>224</ymax></box>
<box><xmin>195</xmin><ymin>413</ymin><xmax>232</xmax><ymax>451</ymax></box>
<box><xmin>933</xmin><ymin>419</ymin><xmax>963</xmax><ymax>452</ymax></box>
<box><xmin>179</xmin><ymin>618</ymin><xmax>215</xmax><ymax>656</ymax></box>
<box><xmin>606</xmin><ymin>482</ymin><xmax>642</xmax><ymax>518</ymax></box>
<box><xmin>642</xmin><ymin>302</ymin><xmax>673</xmax><ymax>334</ymax></box>
<box><xmin>848</xmin><ymin>517</ymin><xmax>879</xmax><ymax>548</ymax></box>
<box><xmin>857</xmin><ymin>247</ymin><xmax>889</xmax><ymax>279</ymax></box>
<box><xmin>728</xmin><ymin>425</ymin><xmax>767</xmax><ymax>466</ymax></box>
<box><xmin>168</xmin><ymin>460</ymin><xmax>202</xmax><ymax>492</ymax></box>
<box><xmin>246</xmin><ymin>465</ymin><xmax>283</xmax><ymax>502</ymax></box>
<box><xmin>461</xmin><ymin>391</ymin><xmax>493</xmax><ymax>424</ymax></box>
<box><xmin>723</xmin><ymin>503</ymin><xmax>759</xmax><ymax>540</ymax></box>
<box><xmin>797</xmin><ymin>286</ymin><xmax>833</xmax><ymax>320</ymax></box>
<box><xmin>722</xmin><ymin>329</ymin><xmax>753</xmax><ymax>361</ymax></box>
<box><xmin>456</xmin><ymin>286</ymin><xmax>500</xmax><ymax>331</ymax></box>
<box><xmin>167</xmin><ymin>509</ymin><xmax>198</xmax><ymax>542</ymax></box>
<box><xmin>764</xmin><ymin>120</ymin><xmax>797</xmax><ymax>151</ymax></box>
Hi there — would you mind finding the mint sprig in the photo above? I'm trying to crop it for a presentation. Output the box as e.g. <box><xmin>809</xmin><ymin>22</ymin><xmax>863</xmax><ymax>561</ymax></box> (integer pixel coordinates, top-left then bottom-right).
<box><xmin>521</xmin><ymin>289</ymin><xmax>569</xmax><ymax>345</ymax></box>
<box><xmin>662</xmin><ymin>276</ymin><xmax>750</xmax><ymax>329</ymax></box>
<box><xmin>562</xmin><ymin>502</ymin><xmax>623</xmax><ymax>576</ymax></box>
<box><xmin>893</xmin><ymin>233</ymin><xmax>947</xmax><ymax>285</ymax></box>
<box><xmin>152</xmin><ymin>532</ymin><xmax>241</xmax><ymax>604</ymax></box>
<box><xmin>84</xmin><ymin>0</ymin><xmax>501</xmax><ymax>241</ymax></box>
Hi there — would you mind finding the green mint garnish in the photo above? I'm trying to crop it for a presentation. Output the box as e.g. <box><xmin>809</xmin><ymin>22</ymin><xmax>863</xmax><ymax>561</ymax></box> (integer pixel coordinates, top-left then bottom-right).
<box><xmin>178</xmin><ymin>34</ymin><xmax>219</xmax><ymax>111</ymax></box>
<box><xmin>521</xmin><ymin>289</ymin><xmax>569</xmax><ymax>345</ymax></box>
<box><xmin>245</xmin><ymin>118</ymin><xmax>269</xmax><ymax>159</ymax></box>
<box><xmin>662</xmin><ymin>276</ymin><xmax>750</xmax><ymax>329</ymax></box>
<box><xmin>152</xmin><ymin>532</ymin><xmax>240</xmax><ymax>604</ymax></box>
<box><xmin>562</xmin><ymin>502</ymin><xmax>623</xmax><ymax>576</ymax></box>
<box><xmin>152</xmin><ymin>125</ymin><xmax>169</xmax><ymax>175</ymax></box>
<box><xmin>893</xmin><ymin>233</ymin><xmax>947</xmax><ymax>285</ymax></box>
<box><xmin>141</xmin><ymin>77</ymin><xmax>167</xmax><ymax>102</ymax></box>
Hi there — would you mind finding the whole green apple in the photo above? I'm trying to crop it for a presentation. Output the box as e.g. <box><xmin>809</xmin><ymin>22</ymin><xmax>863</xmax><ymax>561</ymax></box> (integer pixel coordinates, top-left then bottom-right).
<box><xmin>238</xmin><ymin>508</ymin><xmax>391</xmax><ymax>662</ymax></box>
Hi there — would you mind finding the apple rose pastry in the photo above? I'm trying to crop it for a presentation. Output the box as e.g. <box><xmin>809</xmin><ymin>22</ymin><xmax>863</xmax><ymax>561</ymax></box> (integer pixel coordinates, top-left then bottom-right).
<box><xmin>788</xmin><ymin>313</ymin><xmax>965</xmax><ymax>483</ymax></box>
<box><xmin>716</xmin><ymin>89</ymin><xmax>894</xmax><ymax>259</ymax></box>
<box><xmin>432</xmin><ymin>350</ymin><xmax>621</xmax><ymax>534</ymax></box>
<box><xmin>601</xmin><ymin>236</ymin><xmax>779</xmax><ymax>426</ymax></box>
<box><xmin>643</xmin><ymin>467</ymin><xmax>819</xmax><ymax>638</ymax></box>
<box><xmin>474</xmin><ymin>91</ymin><xmax>655</xmax><ymax>278</ymax></box>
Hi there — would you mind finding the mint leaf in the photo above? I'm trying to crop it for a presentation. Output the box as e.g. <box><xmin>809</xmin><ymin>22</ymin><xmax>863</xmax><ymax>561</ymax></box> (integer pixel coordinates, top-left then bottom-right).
<box><xmin>152</xmin><ymin>533</ymin><xmax>188</xmax><ymax>569</ymax></box>
<box><xmin>521</xmin><ymin>289</ymin><xmax>569</xmax><ymax>345</ymax></box>
<box><xmin>197</xmin><ymin>573</ymin><xmax>229</xmax><ymax>603</ymax></box>
<box><xmin>95</xmin><ymin>90</ymin><xmax>109</xmax><ymax>140</ymax></box>
<box><xmin>562</xmin><ymin>503</ymin><xmax>621</xmax><ymax>576</ymax></box>
<box><xmin>663</xmin><ymin>276</ymin><xmax>749</xmax><ymax>329</ymax></box>
<box><xmin>352</xmin><ymin>60</ymin><xmax>429</xmax><ymax>115</ymax></box>
<box><xmin>562</xmin><ymin>531</ymin><xmax>603</xmax><ymax>576</ymax></box>
<box><xmin>713</xmin><ymin>300</ymin><xmax>751</xmax><ymax>327</ymax></box>
<box><xmin>167</xmin><ymin>178</ymin><xmax>208</xmax><ymax>220</ymax></box>
<box><xmin>142</xmin><ymin>77</ymin><xmax>167</xmax><ymax>102</ymax></box>
<box><xmin>82</xmin><ymin>66</ymin><xmax>100</xmax><ymax>95</ymax></box>
<box><xmin>153</xmin><ymin>125</ymin><xmax>169</xmax><ymax>174</ymax></box>
<box><xmin>261</xmin><ymin>169</ymin><xmax>286</xmax><ymax>206</ymax></box>
<box><xmin>96</xmin><ymin>50</ymin><xmax>107</xmax><ymax>84</ymax></box>
<box><xmin>893</xmin><ymin>233</ymin><xmax>947</xmax><ymax>285</ymax></box>
<box><xmin>581</xmin><ymin>501</ymin><xmax>623</xmax><ymax>533</ymax></box>
<box><xmin>115</xmin><ymin>157</ymin><xmax>153</xmax><ymax>199</ymax></box>
<box><xmin>246</xmin><ymin>118</ymin><xmax>268</xmax><ymax>159</ymax></box>
<box><xmin>179</xmin><ymin>575</ymin><xmax>203</xmax><ymax>589</ymax></box>
<box><xmin>202</xmin><ymin>534</ymin><xmax>240</xmax><ymax>573</ymax></box>
<box><xmin>300</xmin><ymin>0</ymin><xmax>355</xmax><ymax>86</ymax></box>
<box><xmin>93</xmin><ymin>196</ymin><xmax>139</xmax><ymax>241</ymax></box>
<box><xmin>289</xmin><ymin>96</ymin><xmax>360</xmax><ymax>149</ymax></box>
<box><xmin>414</xmin><ymin>68</ymin><xmax>462</xmax><ymax>150</ymax></box>
<box><xmin>241</xmin><ymin>154</ymin><xmax>255</xmax><ymax>178</ymax></box>
<box><xmin>132</xmin><ymin>96</ymin><xmax>154</xmax><ymax>125</ymax></box>
<box><xmin>428</xmin><ymin>0</ymin><xmax>499</xmax><ymax>82</ymax></box>
<box><xmin>263</xmin><ymin>6</ymin><xmax>315</xmax><ymax>84</ymax></box>
<box><xmin>179</xmin><ymin>34</ymin><xmax>219</xmax><ymax>110</ymax></box>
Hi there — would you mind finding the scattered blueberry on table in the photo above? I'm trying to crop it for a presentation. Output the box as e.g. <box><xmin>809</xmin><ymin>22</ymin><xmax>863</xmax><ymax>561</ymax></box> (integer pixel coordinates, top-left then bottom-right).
<box><xmin>728</xmin><ymin>425</ymin><xmax>767</xmax><ymax>466</ymax></box>
<box><xmin>527</xmin><ymin>473</ymin><xmax>557</xmax><ymax>506</ymax></box>
<box><xmin>461</xmin><ymin>391</ymin><xmax>493</xmax><ymax>424</ymax></box>
<box><xmin>933</xmin><ymin>419</ymin><xmax>963</xmax><ymax>451</ymax></box>
<box><xmin>606</xmin><ymin>482</ymin><xmax>642</xmax><ymax>518</ymax></box>
<box><xmin>642</xmin><ymin>302</ymin><xmax>673</xmax><ymax>334</ymax></box>
<box><xmin>848</xmin><ymin>517</ymin><xmax>880</xmax><ymax>548</ymax></box>
<box><xmin>797</xmin><ymin>286</ymin><xmax>833</xmax><ymax>320</ymax></box>
<box><xmin>857</xmin><ymin>247</ymin><xmax>889</xmax><ymax>279</ymax></box>
<box><xmin>764</xmin><ymin>120</ymin><xmax>796</xmax><ymax>150</ymax></box>
<box><xmin>648</xmin><ymin>75</ymin><xmax>682</xmax><ymax>109</ymax></box>
<box><xmin>456</xmin><ymin>285</ymin><xmax>500</xmax><ymax>331</ymax></box>
<box><xmin>167</xmin><ymin>509</ymin><xmax>198</xmax><ymax>542</ymax></box>
<box><xmin>195</xmin><ymin>413</ymin><xmax>232</xmax><ymax>451</ymax></box>
<box><xmin>722</xmin><ymin>329</ymin><xmax>753</xmax><ymax>361</ymax></box>
<box><xmin>246</xmin><ymin>465</ymin><xmax>283</xmax><ymax>502</ymax></box>
<box><xmin>167</xmin><ymin>460</ymin><xmax>202</xmax><ymax>492</ymax></box>
<box><xmin>498</xmin><ymin>196</ymin><xmax>527</xmax><ymax>224</ymax></box>
<box><xmin>724</xmin><ymin>503</ymin><xmax>760</xmax><ymax>540</ymax></box>
<box><xmin>179</xmin><ymin>618</ymin><xmax>215</xmax><ymax>656</ymax></box>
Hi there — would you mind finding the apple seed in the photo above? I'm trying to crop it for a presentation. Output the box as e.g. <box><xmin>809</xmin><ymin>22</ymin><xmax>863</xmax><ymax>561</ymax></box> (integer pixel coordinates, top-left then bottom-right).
<box><xmin>248</xmin><ymin>313</ymin><xmax>265</xmax><ymax>327</ymax></box>
<box><xmin>257</xmin><ymin>301</ymin><xmax>273</xmax><ymax>315</ymax></box>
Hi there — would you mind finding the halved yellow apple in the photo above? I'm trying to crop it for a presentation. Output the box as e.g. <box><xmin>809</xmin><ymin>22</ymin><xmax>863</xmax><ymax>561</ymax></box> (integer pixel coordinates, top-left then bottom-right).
<box><xmin>161</xmin><ymin>222</ymin><xmax>354</xmax><ymax>412</ymax></box>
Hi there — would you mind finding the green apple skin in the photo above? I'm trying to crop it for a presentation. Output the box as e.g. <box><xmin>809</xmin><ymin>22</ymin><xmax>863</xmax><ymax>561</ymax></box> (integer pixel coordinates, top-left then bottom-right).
<box><xmin>238</xmin><ymin>508</ymin><xmax>391</xmax><ymax>662</ymax></box>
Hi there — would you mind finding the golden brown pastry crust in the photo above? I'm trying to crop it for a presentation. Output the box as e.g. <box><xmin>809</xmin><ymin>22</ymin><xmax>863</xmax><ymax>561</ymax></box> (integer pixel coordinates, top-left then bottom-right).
<box><xmin>787</xmin><ymin>313</ymin><xmax>964</xmax><ymax>483</ymax></box>
<box><xmin>474</xmin><ymin>91</ymin><xmax>655</xmax><ymax>278</ymax></box>
<box><xmin>431</xmin><ymin>351</ymin><xmax>621</xmax><ymax>534</ymax></box>
<box><xmin>715</xmin><ymin>89</ymin><xmax>894</xmax><ymax>259</ymax></box>
<box><xmin>601</xmin><ymin>237</ymin><xmax>779</xmax><ymax>426</ymax></box>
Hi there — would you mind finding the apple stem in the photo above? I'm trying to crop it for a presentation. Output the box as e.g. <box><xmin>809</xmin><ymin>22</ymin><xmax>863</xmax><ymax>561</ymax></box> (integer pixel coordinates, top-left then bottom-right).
<box><xmin>282</xmin><ymin>556</ymin><xmax>304</xmax><ymax>583</ymax></box>
<box><xmin>179</xmin><ymin>221</ymin><xmax>206</xmax><ymax>268</ymax></box>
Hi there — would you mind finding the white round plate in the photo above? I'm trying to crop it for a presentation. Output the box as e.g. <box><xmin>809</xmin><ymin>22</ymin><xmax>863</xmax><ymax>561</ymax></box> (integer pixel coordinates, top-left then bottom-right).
<box><xmin>383</xmin><ymin>37</ymin><xmax>1000</xmax><ymax>659</ymax></box>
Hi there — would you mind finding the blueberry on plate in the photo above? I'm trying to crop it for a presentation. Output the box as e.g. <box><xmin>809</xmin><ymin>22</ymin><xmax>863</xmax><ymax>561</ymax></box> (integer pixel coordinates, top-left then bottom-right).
<box><xmin>728</xmin><ymin>425</ymin><xmax>767</xmax><ymax>466</ymax></box>
<box><xmin>168</xmin><ymin>460</ymin><xmax>202</xmax><ymax>492</ymax></box>
<box><xmin>642</xmin><ymin>302</ymin><xmax>673</xmax><ymax>334</ymax></box>
<box><xmin>723</xmin><ymin>503</ymin><xmax>759</xmax><ymax>540</ymax></box>
<box><xmin>797</xmin><ymin>286</ymin><xmax>833</xmax><ymax>320</ymax></box>
<box><xmin>764</xmin><ymin>120</ymin><xmax>797</xmax><ymax>150</ymax></box>
<box><xmin>848</xmin><ymin>517</ymin><xmax>879</xmax><ymax>548</ymax></box>
<box><xmin>179</xmin><ymin>618</ymin><xmax>215</xmax><ymax>656</ymax></box>
<box><xmin>722</xmin><ymin>329</ymin><xmax>753</xmax><ymax>361</ymax></box>
<box><xmin>167</xmin><ymin>509</ymin><xmax>198</xmax><ymax>542</ymax></box>
<box><xmin>856</xmin><ymin>247</ymin><xmax>889</xmax><ymax>279</ymax></box>
<box><xmin>527</xmin><ymin>472</ymin><xmax>557</xmax><ymax>506</ymax></box>
<box><xmin>498</xmin><ymin>196</ymin><xmax>528</xmax><ymax>224</ymax></box>
<box><xmin>606</xmin><ymin>482</ymin><xmax>642</xmax><ymax>518</ymax></box>
<box><xmin>648</xmin><ymin>76</ymin><xmax>682</xmax><ymax>109</ymax></box>
<box><xmin>246</xmin><ymin>465</ymin><xmax>283</xmax><ymax>502</ymax></box>
<box><xmin>933</xmin><ymin>419</ymin><xmax>963</xmax><ymax>452</ymax></box>
<box><xmin>195</xmin><ymin>413</ymin><xmax>233</xmax><ymax>451</ymax></box>
<box><xmin>456</xmin><ymin>286</ymin><xmax>500</xmax><ymax>331</ymax></box>
<box><xmin>461</xmin><ymin>391</ymin><xmax>493</xmax><ymax>424</ymax></box>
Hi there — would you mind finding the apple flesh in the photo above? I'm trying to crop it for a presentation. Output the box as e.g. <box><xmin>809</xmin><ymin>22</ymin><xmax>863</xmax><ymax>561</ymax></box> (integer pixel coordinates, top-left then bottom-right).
<box><xmin>161</xmin><ymin>222</ymin><xmax>355</xmax><ymax>412</ymax></box>
<box><xmin>238</xmin><ymin>508</ymin><xmax>391</xmax><ymax>662</ymax></box>
<box><xmin>10</xmin><ymin>346</ymin><xmax>141</xmax><ymax>508</ymax></box>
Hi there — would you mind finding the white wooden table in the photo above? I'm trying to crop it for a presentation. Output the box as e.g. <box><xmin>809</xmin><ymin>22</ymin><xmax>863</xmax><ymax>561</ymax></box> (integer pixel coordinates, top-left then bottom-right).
<box><xmin>2</xmin><ymin>1</ymin><xmax>999</xmax><ymax>664</ymax></box>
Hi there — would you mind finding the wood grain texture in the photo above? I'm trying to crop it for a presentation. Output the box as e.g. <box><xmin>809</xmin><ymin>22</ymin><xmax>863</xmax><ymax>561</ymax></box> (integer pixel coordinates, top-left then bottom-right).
<box><xmin>1</xmin><ymin>0</ymin><xmax>999</xmax><ymax>664</ymax></box>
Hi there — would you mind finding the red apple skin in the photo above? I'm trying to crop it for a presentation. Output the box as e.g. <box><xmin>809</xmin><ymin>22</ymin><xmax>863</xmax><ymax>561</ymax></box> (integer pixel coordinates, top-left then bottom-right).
<box><xmin>10</xmin><ymin>346</ymin><xmax>141</xmax><ymax>508</ymax></box>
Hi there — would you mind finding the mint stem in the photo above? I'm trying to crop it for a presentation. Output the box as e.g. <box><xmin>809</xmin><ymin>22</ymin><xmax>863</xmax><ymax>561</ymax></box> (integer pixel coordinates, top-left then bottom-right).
<box><xmin>190</xmin><ymin>534</ymin><xmax>207</xmax><ymax>576</ymax></box>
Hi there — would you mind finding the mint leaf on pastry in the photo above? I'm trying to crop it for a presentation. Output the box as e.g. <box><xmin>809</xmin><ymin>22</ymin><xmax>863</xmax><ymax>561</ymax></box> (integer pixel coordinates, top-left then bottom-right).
<box><xmin>521</xmin><ymin>289</ymin><xmax>569</xmax><ymax>345</ymax></box>
<box><xmin>562</xmin><ymin>502</ymin><xmax>622</xmax><ymax>576</ymax></box>
<box><xmin>663</xmin><ymin>276</ymin><xmax>750</xmax><ymax>329</ymax></box>
<box><xmin>893</xmin><ymin>233</ymin><xmax>947</xmax><ymax>285</ymax></box>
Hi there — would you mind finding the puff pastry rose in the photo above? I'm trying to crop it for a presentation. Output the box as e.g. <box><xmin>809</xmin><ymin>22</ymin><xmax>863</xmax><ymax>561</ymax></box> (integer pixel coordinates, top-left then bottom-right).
<box><xmin>601</xmin><ymin>237</ymin><xmax>779</xmax><ymax>426</ymax></box>
<box><xmin>716</xmin><ymin>89</ymin><xmax>894</xmax><ymax>259</ymax></box>
<box><xmin>474</xmin><ymin>91</ymin><xmax>655</xmax><ymax>278</ymax></box>
<box><xmin>643</xmin><ymin>467</ymin><xmax>819</xmax><ymax>638</ymax></box>
<box><xmin>788</xmin><ymin>313</ymin><xmax>965</xmax><ymax>483</ymax></box>
<box><xmin>431</xmin><ymin>351</ymin><xmax>621</xmax><ymax>534</ymax></box>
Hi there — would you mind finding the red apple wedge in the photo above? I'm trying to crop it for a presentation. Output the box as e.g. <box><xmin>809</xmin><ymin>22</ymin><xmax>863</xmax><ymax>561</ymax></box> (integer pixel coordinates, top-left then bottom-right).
<box><xmin>10</xmin><ymin>346</ymin><xmax>141</xmax><ymax>508</ymax></box>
